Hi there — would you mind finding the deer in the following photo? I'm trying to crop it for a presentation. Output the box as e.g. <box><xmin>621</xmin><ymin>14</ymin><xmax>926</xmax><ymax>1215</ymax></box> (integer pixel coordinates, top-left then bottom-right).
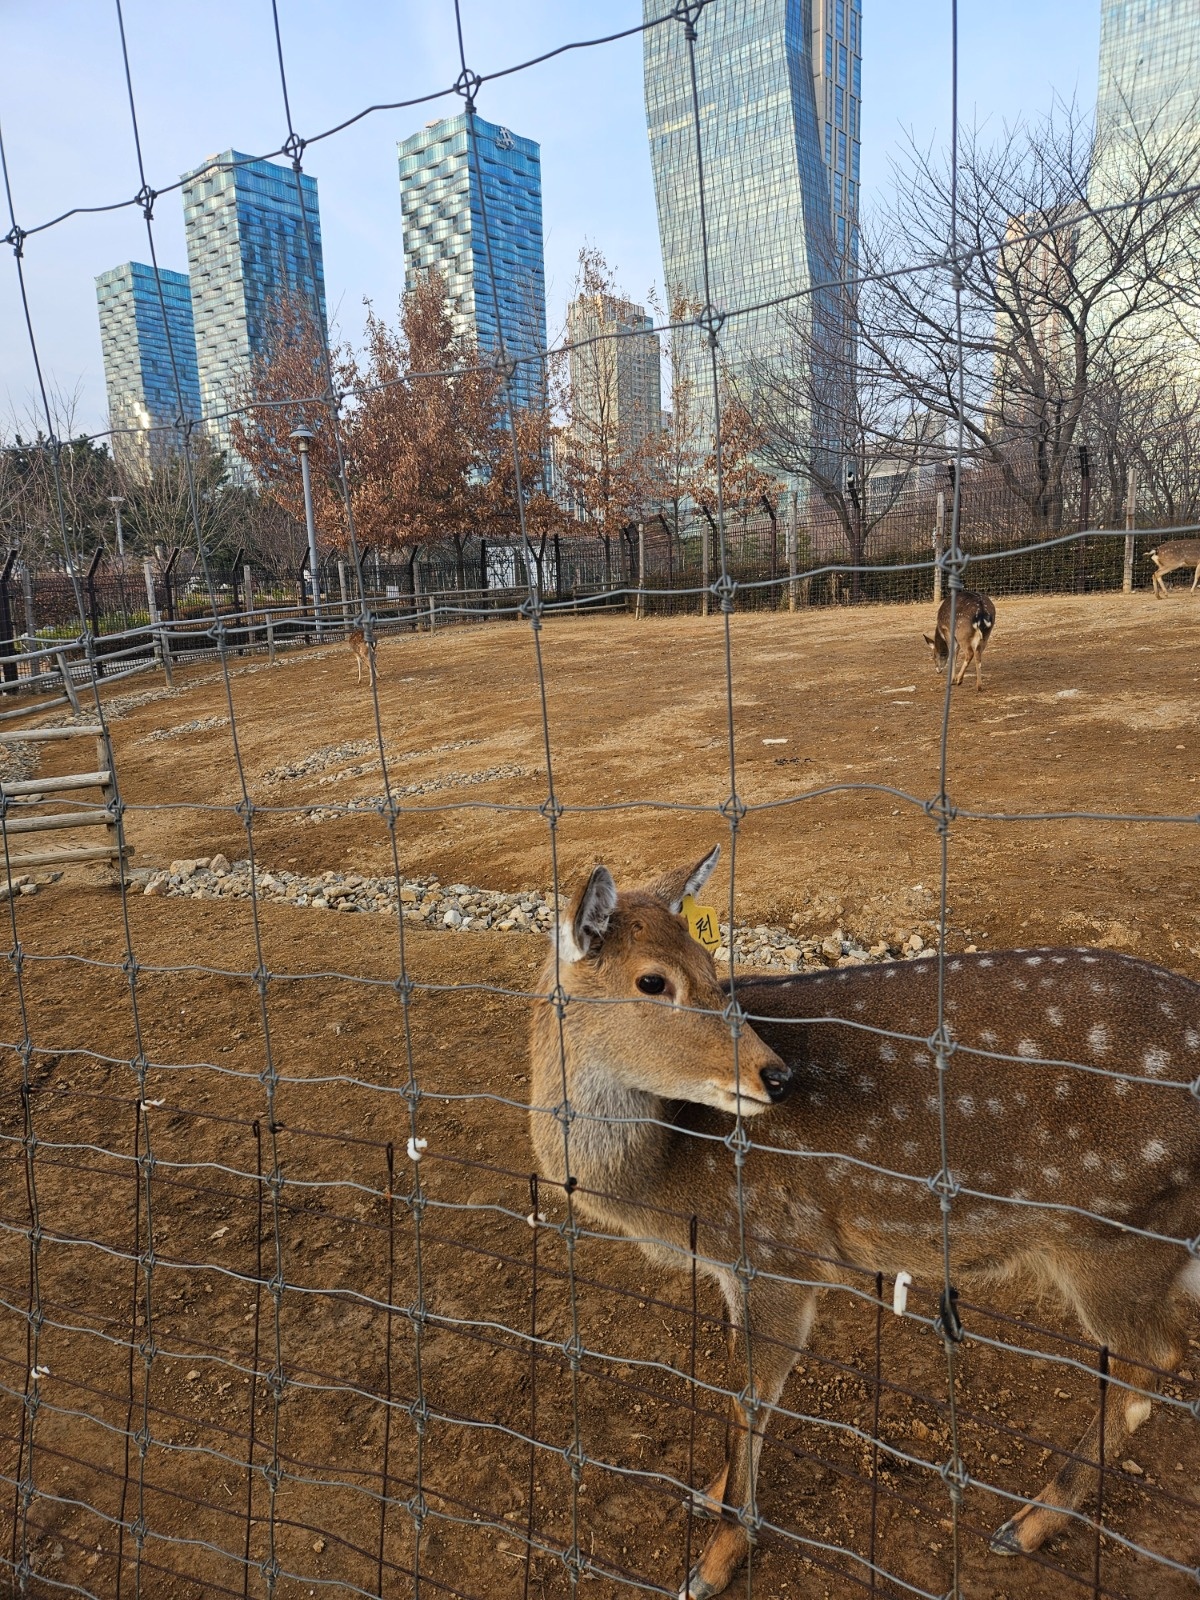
<box><xmin>347</xmin><ymin>626</ymin><xmax>376</xmax><ymax>686</ymax></box>
<box><xmin>924</xmin><ymin>588</ymin><xmax>995</xmax><ymax>690</ymax></box>
<box><xmin>529</xmin><ymin>847</ymin><xmax>1200</xmax><ymax>1600</ymax></box>
<box><xmin>1147</xmin><ymin>540</ymin><xmax>1200</xmax><ymax>598</ymax></box>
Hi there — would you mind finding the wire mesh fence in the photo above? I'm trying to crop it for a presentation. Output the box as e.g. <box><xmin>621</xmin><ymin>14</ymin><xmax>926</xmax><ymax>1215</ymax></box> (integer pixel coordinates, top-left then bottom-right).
<box><xmin>1</xmin><ymin>4</ymin><xmax>1199</xmax><ymax>1600</ymax></box>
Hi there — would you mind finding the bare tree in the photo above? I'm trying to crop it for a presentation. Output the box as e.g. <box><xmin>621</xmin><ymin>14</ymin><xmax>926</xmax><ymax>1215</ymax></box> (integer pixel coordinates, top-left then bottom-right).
<box><xmin>866</xmin><ymin>97</ymin><xmax>1200</xmax><ymax>531</ymax></box>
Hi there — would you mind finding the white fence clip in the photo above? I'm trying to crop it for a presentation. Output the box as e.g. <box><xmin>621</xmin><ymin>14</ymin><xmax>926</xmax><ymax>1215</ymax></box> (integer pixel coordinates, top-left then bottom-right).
<box><xmin>30</xmin><ymin>1366</ymin><xmax>50</xmax><ymax>1382</ymax></box>
<box><xmin>893</xmin><ymin>1271</ymin><xmax>913</xmax><ymax>1316</ymax></box>
<box><xmin>140</xmin><ymin>1099</ymin><xmax>165</xmax><ymax>1111</ymax></box>
<box><xmin>527</xmin><ymin>1211</ymin><xmax>547</xmax><ymax>1228</ymax></box>
<box><xmin>406</xmin><ymin>1137</ymin><xmax>428</xmax><ymax>1162</ymax></box>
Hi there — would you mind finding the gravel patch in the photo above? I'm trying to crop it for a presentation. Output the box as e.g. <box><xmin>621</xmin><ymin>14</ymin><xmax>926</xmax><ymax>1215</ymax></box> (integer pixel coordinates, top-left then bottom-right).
<box><xmin>140</xmin><ymin>716</ymin><xmax>229</xmax><ymax>744</ymax></box>
<box><xmin>296</xmin><ymin>764</ymin><xmax>529</xmax><ymax>822</ymax></box>
<box><xmin>130</xmin><ymin>857</ymin><xmax>947</xmax><ymax>967</ymax></box>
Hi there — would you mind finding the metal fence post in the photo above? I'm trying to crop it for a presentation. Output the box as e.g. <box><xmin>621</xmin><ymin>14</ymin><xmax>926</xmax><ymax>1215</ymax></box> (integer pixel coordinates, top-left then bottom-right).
<box><xmin>635</xmin><ymin>521</ymin><xmax>646</xmax><ymax>621</ymax></box>
<box><xmin>0</xmin><ymin>551</ymin><xmax>18</xmax><ymax>689</ymax></box>
<box><xmin>1122</xmin><ymin>465</ymin><xmax>1138</xmax><ymax>594</ymax></box>
<box><xmin>337</xmin><ymin>559</ymin><xmax>349</xmax><ymax>628</ymax></box>
<box><xmin>787</xmin><ymin>491</ymin><xmax>798</xmax><ymax>612</ymax></box>
<box><xmin>244</xmin><ymin>565</ymin><xmax>256</xmax><ymax>648</ymax></box>
<box><xmin>20</xmin><ymin>563</ymin><xmax>34</xmax><ymax>641</ymax></box>
<box><xmin>85</xmin><ymin>548</ymin><xmax>104</xmax><ymax>677</ymax></box>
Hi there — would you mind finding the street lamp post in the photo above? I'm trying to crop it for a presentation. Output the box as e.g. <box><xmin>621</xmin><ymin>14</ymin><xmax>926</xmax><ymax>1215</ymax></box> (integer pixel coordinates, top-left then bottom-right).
<box><xmin>108</xmin><ymin>495</ymin><xmax>126</xmax><ymax>559</ymax></box>
<box><xmin>289</xmin><ymin>425</ymin><xmax>322</xmax><ymax>635</ymax></box>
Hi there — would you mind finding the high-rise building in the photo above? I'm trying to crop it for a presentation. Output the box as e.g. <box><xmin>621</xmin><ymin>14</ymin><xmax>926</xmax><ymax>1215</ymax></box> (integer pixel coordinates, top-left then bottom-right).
<box><xmin>398</xmin><ymin>114</ymin><xmax>548</xmax><ymax>411</ymax></box>
<box><xmin>95</xmin><ymin>262</ymin><xmax>202</xmax><ymax>476</ymax></box>
<box><xmin>182</xmin><ymin>150</ymin><xmax>326</xmax><ymax>473</ymax></box>
<box><xmin>1095</xmin><ymin>0</ymin><xmax>1200</xmax><ymax>153</ymax></box>
<box><xmin>643</xmin><ymin>0</ymin><xmax>859</xmax><ymax>453</ymax></box>
<box><xmin>566</xmin><ymin>293</ymin><xmax>662</xmax><ymax>458</ymax></box>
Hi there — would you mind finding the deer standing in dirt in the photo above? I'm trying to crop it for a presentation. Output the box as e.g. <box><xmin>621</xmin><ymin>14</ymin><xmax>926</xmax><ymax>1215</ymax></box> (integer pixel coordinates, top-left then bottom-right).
<box><xmin>347</xmin><ymin>627</ymin><xmax>376</xmax><ymax>686</ymax></box>
<box><xmin>924</xmin><ymin>588</ymin><xmax>996</xmax><ymax>690</ymax></box>
<box><xmin>1147</xmin><ymin>540</ymin><xmax>1200</xmax><ymax>597</ymax></box>
<box><xmin>529</xmin><ymin>847</ymin><xmax>1200</xmax><ymax>1600</ymax></box>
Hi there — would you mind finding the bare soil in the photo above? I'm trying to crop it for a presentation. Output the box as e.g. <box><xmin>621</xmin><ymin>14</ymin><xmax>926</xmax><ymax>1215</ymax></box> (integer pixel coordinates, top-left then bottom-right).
<box><xmin>1</xmin><ymin>593</ymin><xmax>1198</xmax><ymax>1600</ymax></box>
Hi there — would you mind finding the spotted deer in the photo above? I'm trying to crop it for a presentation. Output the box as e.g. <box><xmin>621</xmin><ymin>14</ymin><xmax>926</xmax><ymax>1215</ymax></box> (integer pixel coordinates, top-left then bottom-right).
<box><xmin>924</xmin><ymin>588</ymin><xmax>996</xmax><ymax>690</ymax></box>
<box><xmin>347</xmin><ymin>626</ymin><xmax>376</xmax><ymax>686</ymax></box>
<box><xmin>1147</xmin><ymin>540</ymin><xmax>1200</xmax><ymax>598</ymax></box>
<box><xmin>529</xmin><ymin>847</ymin><xmax>1200</xmax><ymax>1600</ymax></box>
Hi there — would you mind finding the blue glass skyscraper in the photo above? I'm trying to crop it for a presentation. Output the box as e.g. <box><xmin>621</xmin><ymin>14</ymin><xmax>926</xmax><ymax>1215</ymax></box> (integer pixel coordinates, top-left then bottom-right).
<box><xmin>643</xmin><ymin>1</ymin><xmax>859</xmax><ymax>453</ymax></box>
<box><xmin>182</xmin><ymin>151</ymin><xmax>326</xmax><ymax>474</ymax></box>
<box><xmin>95</xmin><ymin>262</ymin><xmax>201</xmax><ymax>476</ymax></box>
<box><xmin>1096</xmin><ymin>0</ymin><xmax>1200</xmax><ymax>149</ymax></box>
<box><xmin>398</xmin><ymin>114</ymin><xmax>548</xmax><ymax>410</ymax></box>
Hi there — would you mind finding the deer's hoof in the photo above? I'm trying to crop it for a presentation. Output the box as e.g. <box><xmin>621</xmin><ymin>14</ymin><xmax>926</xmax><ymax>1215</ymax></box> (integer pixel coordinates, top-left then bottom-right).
<box><xmin>989</xmin><ymin>1517</ymin><xmax>1025</xmax><ymax>1556</ymax></box>
<box><xmin>678</xmin><ymin>1568</ymin><xmax>724</xmax><ymax>1600</ymax></box>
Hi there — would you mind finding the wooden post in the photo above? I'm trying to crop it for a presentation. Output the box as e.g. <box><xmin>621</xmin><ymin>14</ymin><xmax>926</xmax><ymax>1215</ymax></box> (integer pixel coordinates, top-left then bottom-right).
<box><xmin>337</xmin><ymin>559</ymin><xmax>349</xmax><ymax>628</ymax></box>
<box><xmin>20</xmin><ymin>565</ymin><xmax>34</xmax><ymax>643</ymax></box>
<box><xmin>934</xmin><ymin>490</ymin><xmax>946</xmax><ymax>605</ymax></box>
<box><xmin>143</xmin><ymin>559</ymin><xmax>172</xmax><ymax>687</ymax></box>
<box><xmin>635</xmin><ymin>521</ymin><xmax>646</xmax><ymax>621</ymax></box>
<box><xmin>55</xmin><ymin>653</ymin><xmax>82</xmax><ymax>717</ymax></box>
<box><xmin>1122</xmin><ymin>466</ymin><xmax>1138</xmax><ymax>594</ymax></box>
<box><xmin>243</xmin><ymin>565</ymin><xmax>256</xmax><ymax>649</ymax></box>
<box><xmin>786</xmin><ymin>491</ymin><xmax>798</xmax><ymax>613</ymax></box>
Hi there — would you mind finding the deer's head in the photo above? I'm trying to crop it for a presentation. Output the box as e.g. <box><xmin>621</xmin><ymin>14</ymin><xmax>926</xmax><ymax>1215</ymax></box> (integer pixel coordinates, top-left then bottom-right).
<box><xmin>549</xmin><ymin>847</ymin><xmax>789</xmax><ymax>1116</ymax></box>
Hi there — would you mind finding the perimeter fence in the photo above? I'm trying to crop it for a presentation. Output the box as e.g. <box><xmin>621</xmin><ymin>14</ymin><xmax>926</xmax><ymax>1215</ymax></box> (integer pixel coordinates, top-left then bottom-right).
<box><xmin>1</xmin><ymin>5</ymin><xmax>1198</xmax><ymax>1600</ymax></box>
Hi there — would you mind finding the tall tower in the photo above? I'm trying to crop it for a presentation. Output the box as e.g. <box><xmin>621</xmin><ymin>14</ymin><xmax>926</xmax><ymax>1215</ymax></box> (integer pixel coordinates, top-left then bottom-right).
<box><xmin>398</xmin><ymin>114</ymin><xmax>548</xmax><ymax>411</ymax></box>
<box><xmin>95</xmin><ymin>262</ymin><xmax>201</xmax><ymax>476</ymax></box>
<box><xmin>182</xmin><ymin>150</ymin><xmax>326</xmax><ymax>474</ymax></box>
<box><xmin>1096</xmin><ymin>0</ymin><xmax>1200</xmax><ymax>151</ymax></box>
<box><xmin>643</xmin><ymin>0</ymin><xmax>855</xmax><ymax>452</ymax></box>
<box><xmin>566</xmin><ymin>293</ymin><xmax>662</xmax><ymax>457</ymax></box>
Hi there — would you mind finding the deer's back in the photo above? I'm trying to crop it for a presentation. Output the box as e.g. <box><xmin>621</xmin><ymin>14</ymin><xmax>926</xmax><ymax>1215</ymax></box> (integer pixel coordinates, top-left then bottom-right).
<box><xmin>725</xmin><ymin>950</ymin><xmax>1199</xmax><ymax>1276</ymax></box>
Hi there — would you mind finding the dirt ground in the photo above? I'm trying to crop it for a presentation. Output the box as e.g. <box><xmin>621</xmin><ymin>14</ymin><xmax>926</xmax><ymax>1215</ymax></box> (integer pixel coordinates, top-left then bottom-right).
<box><xmin>1</xmin><ymin>593</ymin><xmax>1198</xmax><ymax>1600</ymax></box>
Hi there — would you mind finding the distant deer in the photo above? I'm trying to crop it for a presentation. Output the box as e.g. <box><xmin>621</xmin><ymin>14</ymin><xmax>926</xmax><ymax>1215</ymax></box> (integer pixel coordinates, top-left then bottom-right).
<box><xmin>924</xmin><ymin>588</ymin><xmax>995</xmax><ymax>690</ymax></box>
<box><xmin>530</xmin><ymin>847</ymin><xmax>1200</xmax><ymax>1600</ymax></box>
<box><xmin>1147</xmin><ymin>540</ymin><xmax>1200</xmax><ymax>597</ymax></box>
<box><xmin>347</xmin><ymin>627</ymin><xmax>376</xmax><ymax>686</ymax></box>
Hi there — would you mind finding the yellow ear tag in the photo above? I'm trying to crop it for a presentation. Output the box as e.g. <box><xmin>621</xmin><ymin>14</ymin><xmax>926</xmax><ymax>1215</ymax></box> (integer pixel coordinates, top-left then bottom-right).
<box><xmin>681</xmin><ymin>892</ymin><xmax>721</xmax><ymax>954</ymax></box>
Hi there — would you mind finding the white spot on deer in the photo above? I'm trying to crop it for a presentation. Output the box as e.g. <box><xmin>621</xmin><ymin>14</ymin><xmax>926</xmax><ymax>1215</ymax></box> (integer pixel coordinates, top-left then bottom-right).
<box><xmin>855</xmin><ymin>1134</ymin><xmax>873</xmax><ymax>1152</ymax></box>
<box><xmin>925</xmin><ymin>1094</ymin><xmax>940</xmax><ymax>1114</ymax></box>
<box><xmin>902</xmin><ymin>1140</ymin><xmax>919</xmax><ymax>1158</ymax></box>
<box><xmin>1082</xmin><ymin>955</ymin><xmax>1098</xmax><ymax>964</ymax></box>
<box><xmin>1054</xmin><ymin>1079</ymin><xmax>1070</xmax><ymax>1099</ymax></box>
<box><xmin>956</xmin><ymin>1095</ymin><xmax>976</xmax><ymax>1116</ymax></box>
<box><xmin>1142</xmin><ymin>1139</ymin><xmax>1168</xmax><ymax>1164</ymax></box>
<box><xmin>867</xmin><ymin>1114</ymin><xmax>884</xmax><ymax>1130</ymax></box>
<box><xmin>1083</xmin><ymin>1151</ymin><xmax>1101</xmax><ymax>1171</ymax></box>
<box><xmin>1159</xmin><ymin>1001</ymin><xmax>1176</xmax><ymax>1020</ymax></box>
<box><xmin>1087</xmin><ymin>1024</ymin><xmax>1110</xmax><ymax>1056</ymax></box>
<box><xmin>986</xmin><ymin>1097</ymin><xmax>1004</xmax><ymax>1117</ymax></box>
<box><xmin>1041</xmin><ymin>1166</ymin><xmax>1061</xmax><ymax>1185</ymax></box>
<box><xmin>1090</xmin><ymin>1195</ymin><xmax>1117</xmax><ymax>1214</ymax></box>
<box><xmin>1025</xmin><ymin>956</ymin><xmax>1043</xmax><ymax>967</ymax></box>
<box><xmin>949</xmin><ymin>959</ymin><xmax>962</xmax><ymax>972</ymax></box>
<box><xmin>885</xmin><ymin>967</ymin><xmax>898</xmax><ymax>980</ymax></box>
<box><xmin>1111</xmin><ymin>1078</ymin><xmax>1130</xmax><ymax>1097</ymax></box>
<box><xmin>1066</xmin><ymin>1125</ymin><xmax>1080</xmax><ymax>1140</ymax></box>
<box><xmin>879</xmin><ymin>1042</ymin><xmax>897</xmax><ymax>1062</ymax></box>
<box><xmin>979</xmin><ymin>1029</ymin><xmax>998</xmax><ymax>1047</ymax></box>
<box><xmin>1009</xmin><ymin>1187</ymin><xmax>1029</xmax><ymax>1201</ymax></box>
<box><xmin>853</xmin><ymin>999</ymin><xmax>865</xmax><ymax>1013</ymax></box>
<box><xmin>1172</xmin><ymin>1166</ymin><xmax>1190</xmax><ymax>1185</ymax></box>
<box><xmin>807</xmin><ymin>1091</ymin><xmax>826</xmax><ymax>1106</ymax></box>
<box><xmin>1015</xmin><ymin>1091</ymin><xmax>1028</xmax><ymax>1107</ymax></box>
<box><xmin>1017</xmin><ymin>1039</ymin><xmax>1041</xmax><ymax>1058</ymax></box>
<box><xmin>1046</xmin><ymin>1006</ymin><xmax>1064</xmax><ymax>1027</ymax></box>
<box><xmin>1013</xmin><ymin>978</ymin><xmax>1028</xmax><ymax>992</ymax></box>
<box><xmin>891</xmin><ymin>1102</ymin><xmax>909</xmax><ymax>1121</ymax></box>
<box><xmin>979</xmin><ymin>957</ymin><xmax>994</xmax><ymax>969</ymax></box>
<box><xmin>1037</xmin><ymin>1126</ymin><xmax>1051</xmax><ymax>1144</ymax></box>
<box><xmin>1142</xmin><ymin>1046</ymin><xmax>1170</xmax><ymax>1078</ymax></box>
<box><xmin>1183</xmin><ymin>1026</ymin><xmax>1200</xmax><ymax>1051</ymax></box>
<box><xmin>1052</xmin><ymin>955</ymin><xmax>1067</xmax><ymax>965</ymax></box>
<box><xmin>857</xmin><ymin>1076</ymin><xmax>876</xmax><ymax>1093</ymax></box>
<box><xmin>1109</xmin><ymin>1161</ymin><xmax>1127</xmax><ymax>1182</ymax></box>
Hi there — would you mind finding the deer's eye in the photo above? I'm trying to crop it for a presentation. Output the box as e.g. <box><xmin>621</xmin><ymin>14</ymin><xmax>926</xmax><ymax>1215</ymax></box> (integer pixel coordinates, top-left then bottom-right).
<box><xmin>636</xmin><ymin>973</ymin><xmax>667</xmax><ymax>996</ymax></box>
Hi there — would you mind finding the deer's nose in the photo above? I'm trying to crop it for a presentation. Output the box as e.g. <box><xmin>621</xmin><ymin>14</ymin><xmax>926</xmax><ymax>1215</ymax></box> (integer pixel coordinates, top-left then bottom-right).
<box><xmin>760</xmin><ymin>1063</ymin><xmax>792</xmax><ymax>1102</ymax></box>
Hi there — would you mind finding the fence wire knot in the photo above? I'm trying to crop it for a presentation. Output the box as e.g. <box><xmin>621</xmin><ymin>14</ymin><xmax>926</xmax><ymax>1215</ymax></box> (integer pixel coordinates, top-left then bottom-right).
<box><xmin>539</xmin><ymin>794</ymin><xmax>563</xmax><ymax>824</ymax></box>
<box><xmin>283</xmin><ymin>132</ymin><xmax>306</xmax><ymax>164</ymax></box>
<box><xmin>4</xmin><ymin>223</ymin><xmax>26</xmax><ymax>257</ymax></box>
<box><xmin>133</xmin><ymin>183</ymin><xmax>156</xmax><ymax>219</ymax></box>
<box><xmin>928</xmin><ymin>1023</ymin><xmax>956</xmax><ymax>1063</ymax></box>
<box><xmin>454</xmin><ymin>66</ymin><xmax>482</xmax><ymax>108</ymax></box>
<box><xmin>936</xmin><ymin>1285</ymin><xmax>964</xmax><ymax>1343</ymax></box>
<box><xmin>719</xmin><ymin>791</ymin><xmax>747</xmax><ymax>824</ymax></box>
<box><xmin>519</xmin><ymin>591</ymin><xmax>544</xmax><ymax>624</ymax></box>
<box><xmin>923</xmin><ymin>792</ymin><xmax>958</xmax><ymax>827</ymax></box>
<box><xmin>548</xmin><ymin>982</ymin><xmax>568</xmax><ymax>1020</ymax></box>
<box><xmin>714</xmin><ymin>573</ymin><xmax>738</xmax><ymax>612</ymax></box>
<box><xmin>938</xmin><ymin>1451</ymin><xmax>969</xmax><ymax>1493</ymax></box>
<box><xmin>927</xmin><ymin>1168</ymin><xmax>960</xmax><ymax>1203</ymax></box>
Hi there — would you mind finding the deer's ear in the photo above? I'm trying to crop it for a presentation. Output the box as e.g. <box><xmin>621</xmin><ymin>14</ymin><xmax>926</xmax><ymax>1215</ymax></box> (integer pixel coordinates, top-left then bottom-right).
<box><xmin>923</xmin><ymin>634</ymin><xmax>935</xmax><ymax>647</ymax></box>
<box><xmin>650</xmin><ymin>844</ymin><xmax>721</xmax><ymax>915</ymax></box>
<box><xmin>559</xmin><ymin>865</ymin><xmax>617</xmax><ymax>962</ymax></box>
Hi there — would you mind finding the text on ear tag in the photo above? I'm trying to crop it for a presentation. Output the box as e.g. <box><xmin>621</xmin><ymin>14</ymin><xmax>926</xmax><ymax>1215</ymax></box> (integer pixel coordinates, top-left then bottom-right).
<box><xmin>682</xmin><ymin>893</ymin><xmax>721</xmax><ymax>953</ymax></box>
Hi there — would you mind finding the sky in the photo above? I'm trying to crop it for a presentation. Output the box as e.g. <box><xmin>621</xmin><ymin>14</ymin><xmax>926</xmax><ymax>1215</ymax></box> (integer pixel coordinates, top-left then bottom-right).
<box><xmin>0</xmin><ymin>0</ymin><xmax>1102</xmax><ymax>441</ymax></box>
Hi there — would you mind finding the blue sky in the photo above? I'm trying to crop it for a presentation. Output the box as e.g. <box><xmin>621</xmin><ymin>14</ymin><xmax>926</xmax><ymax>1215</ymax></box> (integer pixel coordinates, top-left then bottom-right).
<box><xmin>0</xmin><ymin>0</ymin><xmax>1101</xmax><ymax>439</ymax></box>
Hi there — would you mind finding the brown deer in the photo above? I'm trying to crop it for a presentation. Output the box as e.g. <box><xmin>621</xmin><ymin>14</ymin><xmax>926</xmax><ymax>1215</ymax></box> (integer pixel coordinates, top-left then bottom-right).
<box><xmin>347</xmin><ymin>627</ymin><xmax>376</xmax><ymax>686</ymax></box>
<box><xmin>529</xmin><ymin>847</ymin><xmax>1200</xmax><ymax>1600</ymax></box>
<box><xmin>1148</xmin><ymin>540</ymin><xmax>1200</xmax><ymax>598</ymax></box>
<box><xmin>924</xmin><ymin>588</ymin><xmax>996</xmax><ymax>690</ymax></box>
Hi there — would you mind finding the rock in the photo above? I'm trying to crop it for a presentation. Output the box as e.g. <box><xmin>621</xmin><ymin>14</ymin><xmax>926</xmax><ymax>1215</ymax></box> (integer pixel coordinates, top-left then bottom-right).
<box><xmin>821</xmin><ymin>937</ymin><xmax>841</xmax><ymax>959</ymax></box>
<box><xmin>18</xmin><ymin>883</ymin><xmax>37</xmax><ymax>896</ymax></box>
<box><xmin>443</xmin><ymin>908</ymin><xmax>463</xmax><ymax>928</ymax></box>
<box><xmin>399</xmin><ymin>887</ymin><xmax>418</xmax><ymax>904</ymax></box>
<box><xmin>143</xmin><ymin>873</ymin><xmax>169</xmax><ymax>897</ymax></box>
<box><xmin>210</xmin><ymin>854</ymin><xmax>230</xmax><ymax>876</ymax></box>
<box><xmin>869</xmin><ymin>942</ymin><xmax>890</xmax><ymax>957</ymax></box>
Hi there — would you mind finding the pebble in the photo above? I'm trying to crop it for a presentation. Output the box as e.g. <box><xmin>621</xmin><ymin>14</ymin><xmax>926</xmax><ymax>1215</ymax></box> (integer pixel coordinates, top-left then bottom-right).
<box><xmin>126</xmin><ymin>859</ymin><xmax>953</xmax><ymax>969</ymax></box>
